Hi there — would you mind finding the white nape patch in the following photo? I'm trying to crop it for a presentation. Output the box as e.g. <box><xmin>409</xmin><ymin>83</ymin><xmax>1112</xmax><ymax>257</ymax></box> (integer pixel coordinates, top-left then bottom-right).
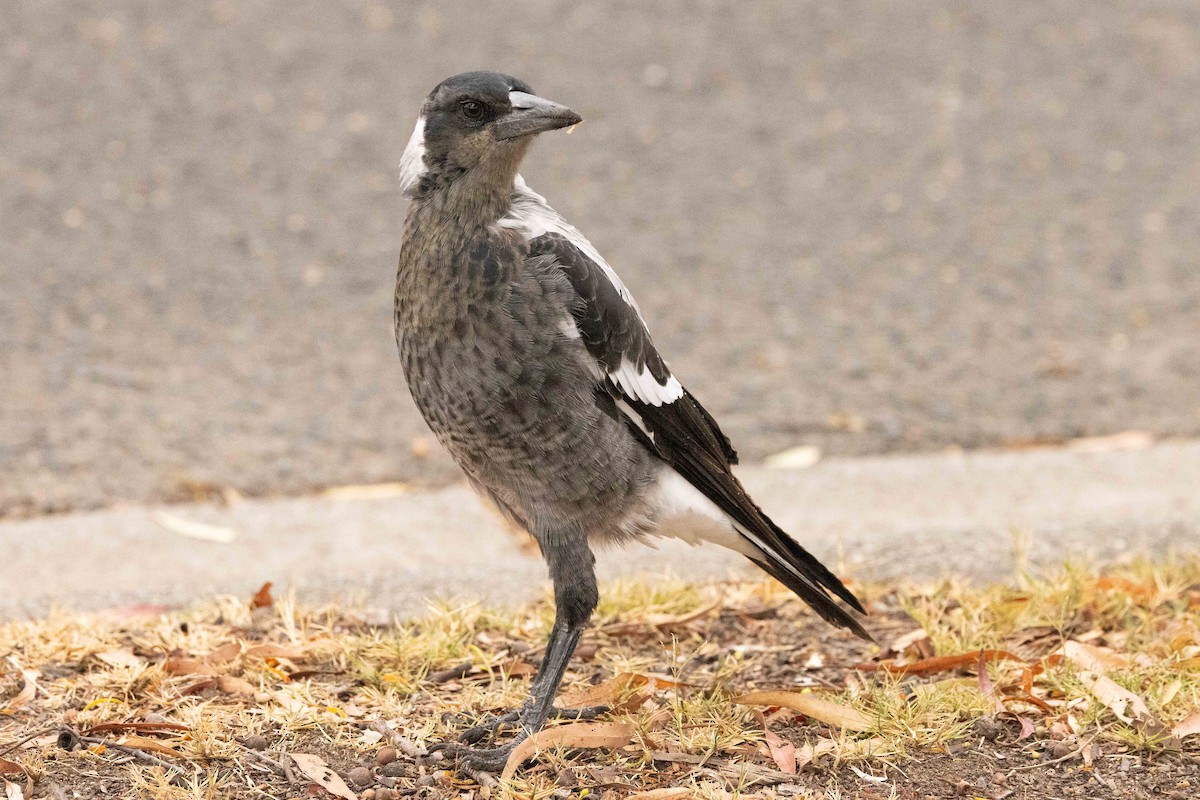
<box><xmin>397</xmin><ymin>117</ymin><xmax>427</xmax><ymax>194</ymax></box>
<box><xmin>611</xmin><ymin>360</ymin><xmax>684</xmax><ymax>407</ymax></box>
<box><xmin>647</xmin><ymin>470</ymin><xmax>757</xmax><ymax>557</ymax></box>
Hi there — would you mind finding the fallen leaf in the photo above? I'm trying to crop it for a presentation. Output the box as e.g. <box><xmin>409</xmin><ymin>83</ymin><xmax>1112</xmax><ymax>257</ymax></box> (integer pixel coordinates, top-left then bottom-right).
<box><xmin>501</xmin><ymin>721</ymin><xmax>635</xmax><ymax>780</ymax></box>
<box><xmin>93</xmin><ymin>650</ymin><xmax>147</xmax><ymax>670</ymax></box>
<box><xmin>244</xmin><ymin>643</ymin><xmax>308</xmax><ymax>661</ymax></box>
<box><xmin>118</xmin><ymin>735</ymin><xmax>184</xmax><ymax>758</ymax></box>
<box><xmin>4</xmin><ymin>780</ymin><xmax>24</xmax><ymax>800</ymax></box>
<box><xmin>1161</xmin><ymin>678</ymin><xmax>1183</xmax><ymax>707</ymax></box>
<box><xmin>250</xmin><ymin>582</ymin><xmax>274</xmax><ymax>609</ymax></box>
<box><xmin>1067</xmin><ymin>431</ymin><xmax>1153</xmax><ymax>453</ymax></box>
<box><xmin>794</xmin><ymin>737</ymin><xmax>839</xmax><ymax>771</ymax></box>
<box><xmin>321</xmin><ymin>482</ymin><xmax>409</xmax><ymax>500</ymax></box>
<box><xmin>627</xmin><ymin>790</ymin><xmax>692</xmax><ymax>800</ymax></box>
<box><xmin>1061</xmin><ymin>641</ymin><xmax>1130</xmax><ymax>673</ymax></box>
<box><xmin>602</xmin><ymin>602</ymin><xmax>720</xmax><ymax>636</ymax></box>
<box><xmin>1171</xmin><ymin>710</ymin><xmax>1200</xmax><ymax>739</ymax></box>
<box><xmin>163</xmin><ymin>657</ymin><xmax>215</xmax><ymax>677</ymax></box>
<box><xmin>218</xmin><ymin>676</ymin><xmax>258</xmax><ymax>696</ymax></box>
<box><xmin>1077</xmin><ymin>670</ymin><xmax>1160</xmax><ymax>727</ymax></box>
<box><xmin>289</xmin><ymin>752</ymin><xmax>357</xmax><ymax>800</ymax></box>
<box><xmin>764</xmin><ymin>445</ymin><xmax>822</xmax><ymax>469</ymax></box>
<box><xmin>559</xmin><ymin>672</ymin><xmax>651</xmax><ymax>712</ymax></box>
<box><xmin>178</xmin><ymin>677</ymin><xmax>217</xmax><ymax>695</ymax></box>
<box><xmin>889</xmin><ymin>628</ymin><xmax>932</xmax><ymax>657</ymax></box>
<box><xmin>205</xmin><ymin>641</ymin><xmax>244</xmax><ymax>665</ymax></box>
<box><xmin>977</xmin><ymin>650</ymin><xmax>1004</xmax><ymax>713</ymax></box>
<box><xmin>859</xmin><ymin>649</ymin><xmax>1026</xmax><ymax>677</ymax></box>
<box><xmin>152</xmin><ymin>510</ymin><xmax>236</xmax><ymax>543</ymax></box>
<box><xmin>2</xmin><ymin>670</ymin><xmax>39</xmax><ymax>711</ymax></box>
<box><xmin>0</xmin><ymin>761</ymin><xmax>21</xmax><ymax>777</ymax></box>
<box><xmin>763</xmin><ymin>730</ymin><xmax>797</xmax><ymax>774</ymax></box>
<box><xmin>83</xmin><ymin>722</ymin><xmax>189</xmax><ymax>736</ymax></box>
<box><xmin>849</xmin><ymin>764</ymin><xmax>888</xmax><ymax>783</ymax></box>
<box><xmin>734</xmin><ymin>690</ymin><xmax>874</xmax><ymax>732</ymax></box>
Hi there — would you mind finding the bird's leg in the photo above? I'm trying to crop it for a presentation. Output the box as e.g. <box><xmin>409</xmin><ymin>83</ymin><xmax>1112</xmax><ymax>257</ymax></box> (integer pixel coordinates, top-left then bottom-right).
<box><xmin>432</xmin><ymin>534</ymin><xmax>599</xmax><ymax>774</ymax></box>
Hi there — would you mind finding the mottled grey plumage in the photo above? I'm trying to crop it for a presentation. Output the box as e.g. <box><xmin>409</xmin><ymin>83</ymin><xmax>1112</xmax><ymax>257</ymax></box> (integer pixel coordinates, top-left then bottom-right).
<box><xmin>394</xmin><ymin>71</ymin><xmax>867</xmax><ymax>773</ymax></box>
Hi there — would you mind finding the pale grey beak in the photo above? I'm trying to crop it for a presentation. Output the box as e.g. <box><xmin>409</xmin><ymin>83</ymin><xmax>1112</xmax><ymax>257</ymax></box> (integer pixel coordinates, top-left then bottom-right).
<box><xmin>493</xmin><ymin>90</ymin><xmax>582</xmax><ymax>140</ymax></box>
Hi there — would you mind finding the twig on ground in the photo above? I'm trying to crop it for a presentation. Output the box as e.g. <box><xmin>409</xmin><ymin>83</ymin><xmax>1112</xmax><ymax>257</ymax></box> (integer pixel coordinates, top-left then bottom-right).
<box><xmin>364</xmin><ymin>719</ymin><xmax>427</xmax><ymax>758</ymax></box>
<box><xmin>426</xmin><ymin>661</ymin><xmax>474</xmax><ymax>684</ymax></box>
<box><xmin>242</xmin><ymin>748</ymin><xmax>297</xmax><ymax>784</ymax></box>
<box><xmin>76</xmin><ymin>734</ymin><xmax>187</xmax><ymax>777</ymax></box>
<box><xmin>0</xmin><ymin>726</ymin><xmax>54</xmax><ymax>757</ymax></box>
<box><xmin>1009</xmin><ymin>731</ymin><xmax>1102</xmax><ymax>772</ymax></box>
<box><xmin>275</xmin><ymin>752</ymin><xmax>298</xmax><ymax>785</ymax></box>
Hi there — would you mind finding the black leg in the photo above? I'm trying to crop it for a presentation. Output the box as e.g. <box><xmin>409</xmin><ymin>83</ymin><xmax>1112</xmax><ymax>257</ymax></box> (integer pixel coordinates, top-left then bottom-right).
<box><xmin>431</xmin><ymin>533</ymin><xmax>600</xmax><ymax>773</ymax></box>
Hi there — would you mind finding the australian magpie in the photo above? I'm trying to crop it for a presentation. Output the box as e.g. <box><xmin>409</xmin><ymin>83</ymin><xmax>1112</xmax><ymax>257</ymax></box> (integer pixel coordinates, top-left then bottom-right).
<box><xmin>394</xmin><ymin>71</ymin><xmax>868</xmax><ymax>772</ymax></box>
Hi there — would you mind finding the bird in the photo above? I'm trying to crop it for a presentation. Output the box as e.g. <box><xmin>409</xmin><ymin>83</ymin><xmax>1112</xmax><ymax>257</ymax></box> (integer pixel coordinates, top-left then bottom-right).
<box><xmin>394</xmin><ymin>71</ymin><xmax>869</xmax><ymax>773</ymax></box>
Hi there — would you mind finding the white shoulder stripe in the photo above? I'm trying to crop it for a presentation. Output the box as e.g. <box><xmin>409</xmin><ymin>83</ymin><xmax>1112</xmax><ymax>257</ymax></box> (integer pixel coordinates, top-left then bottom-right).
<box><xmin>398</xmin><ymin>117</ymin><xmax>427</xmax><ymax>195</ymax></box>
<box><xmin>500</xmin><ymin>176</ymin><xmax>683</xmax><ymax>407</ymax></box>
<box><xmin>499</xmin><ymin>176</ymin><xmax>642</xmax><ymax>313</ymax></box>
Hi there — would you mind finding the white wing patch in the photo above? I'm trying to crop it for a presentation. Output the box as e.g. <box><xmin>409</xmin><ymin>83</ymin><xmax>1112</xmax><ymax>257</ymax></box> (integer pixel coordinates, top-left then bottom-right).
<box><xmin>398</xmin><ymin>116</ymin><xmax>427</xmax><ymax>195</ymax></box>
<box><xmin>612</xmin><ymin>360</ymin><xmax>683</xmax><ymax>406</ymax></box>
<box><xmin>500</xmin><ymin>175</ymin><xmax>684</xmax><ymax>407</ymax></box>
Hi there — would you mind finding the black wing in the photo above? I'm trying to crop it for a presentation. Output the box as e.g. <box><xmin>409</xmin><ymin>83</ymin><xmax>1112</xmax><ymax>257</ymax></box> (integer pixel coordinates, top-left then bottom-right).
<box><xmin>529</xmin><ymin>232</ymin><xmax>869</xmax><ymax>639</ymax></box>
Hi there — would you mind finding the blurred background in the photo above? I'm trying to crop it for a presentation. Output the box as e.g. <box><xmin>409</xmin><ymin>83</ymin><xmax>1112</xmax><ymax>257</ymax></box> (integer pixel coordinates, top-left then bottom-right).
<box><xmin>3</xmin><ymin>0</ymin><xmax>1199</xmax><ymax>520</ymax></box>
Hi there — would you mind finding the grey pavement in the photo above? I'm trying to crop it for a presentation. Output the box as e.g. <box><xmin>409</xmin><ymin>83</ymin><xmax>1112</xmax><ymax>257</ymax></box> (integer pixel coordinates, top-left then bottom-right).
<box><xmin>4</xmin><ymin>440</ymin><xmax>1197</xmax><ymax>619</ymax></box>
<box><xmin>4</xmin><ymin>2</ymin><xmax>1200</xmax><ymax>517</ymax></box>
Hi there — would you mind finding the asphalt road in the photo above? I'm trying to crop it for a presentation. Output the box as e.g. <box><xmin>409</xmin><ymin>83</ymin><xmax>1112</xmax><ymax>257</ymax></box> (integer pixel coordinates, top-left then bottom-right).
<box><xmin>5</xmin><ymin>441</ymin><xmax>1197</xmax><ymax>619</ymax></box>
<box><xmin>3</xmin><ymin>2</ymin><xmax>1199</xmax><ymax>516</ymax></box>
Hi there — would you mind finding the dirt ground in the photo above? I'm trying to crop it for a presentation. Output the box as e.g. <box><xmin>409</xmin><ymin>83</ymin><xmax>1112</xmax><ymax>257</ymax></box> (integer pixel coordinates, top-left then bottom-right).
<box><xmin>3</xmin><ymin>1</ymin><xmax>1200</xmax><ymax>517</ymax></box>
<box><xmin>5</xmin><ymin>563</ymin><xmax>1199</xmax><ymax>799</ymax></box>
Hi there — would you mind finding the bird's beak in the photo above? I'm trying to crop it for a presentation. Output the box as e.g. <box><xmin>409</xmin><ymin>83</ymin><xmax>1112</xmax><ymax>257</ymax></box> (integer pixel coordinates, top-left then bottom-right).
<box><xmin>493</xmin><ymin>91</ymin><xmax>582</xmax><ymax>140</ymax></box>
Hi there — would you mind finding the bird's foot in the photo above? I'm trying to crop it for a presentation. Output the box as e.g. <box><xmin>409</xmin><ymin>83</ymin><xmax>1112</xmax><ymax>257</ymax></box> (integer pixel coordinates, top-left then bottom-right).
<box><xmin>426</xmin><ymin>739</ymin><xmax>522</xmax><ymax>775</ymax></box>
<box><xmin>454</xmin><ymin>704</ymin><xmax>610</xmax><ymax>745</ymax></box>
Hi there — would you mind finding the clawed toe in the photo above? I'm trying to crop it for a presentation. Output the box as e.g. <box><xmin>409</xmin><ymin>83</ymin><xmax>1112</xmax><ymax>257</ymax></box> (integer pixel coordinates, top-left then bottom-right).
<box><xmin>428</xmin><ymin>703</ymin><xmax>613</xmax><ymax>777</ymax></box>
<box><xmin>458</xmin><ymin>710</ymin><xmax>520</xmax><ymax>744</ymax></box>
<box><xmin>428</xmin><ymin>740</ymin><xmax>520</xmax><ymax>774</ymax></box>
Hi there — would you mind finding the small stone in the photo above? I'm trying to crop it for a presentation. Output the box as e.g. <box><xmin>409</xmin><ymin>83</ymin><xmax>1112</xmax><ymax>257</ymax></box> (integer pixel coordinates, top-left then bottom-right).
<box><xmin>376</xmin><ymin>790</ymin><xmax>395</xmax><ymax>800</ymax></box>
<box><xmin>973</xmin><ymin>716</ymin><xmax>1004</xmax><ymax>741</ymax></box>
<box><xmin>1046</xmin><ymin>740</ymin><xmax>1074</xmax><ymax>759</ymax></box>
<box><xmin>348</xmin><ymin>766</ymin><xmax>373</xmax><ymax>787</ymax></box>
<box><xmin>241</xmin><ymin>734</ymin><xmax>269</xmax><ymax>751</ymax></box>
<box><xmin>380</xmin><ymin>761</ymin><xmax>408</xmax><ymax>777</ymax></box>
<box><xmin>375</xmin><ymin>746</ymin><xmax>397</xmax><ymax>766</ymax></box>
<box><xmin>361</xmin><ymin>790</ymin><xmax>376</xmax><ymax>800</ymax></box>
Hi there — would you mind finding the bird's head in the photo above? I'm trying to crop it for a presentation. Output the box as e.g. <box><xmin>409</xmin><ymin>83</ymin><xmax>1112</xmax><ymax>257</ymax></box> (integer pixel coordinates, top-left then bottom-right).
<box><xmin>399</xmin><ymin>71</ymin><xmax>581</xmax><ymax>197</ymax></box>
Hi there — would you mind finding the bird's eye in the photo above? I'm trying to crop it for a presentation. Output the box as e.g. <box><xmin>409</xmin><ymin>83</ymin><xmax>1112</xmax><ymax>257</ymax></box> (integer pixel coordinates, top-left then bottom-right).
<box><xmin>460</xmin><ymin>100</ymin><xmax>484</xmax><ymax>120</ymax></box>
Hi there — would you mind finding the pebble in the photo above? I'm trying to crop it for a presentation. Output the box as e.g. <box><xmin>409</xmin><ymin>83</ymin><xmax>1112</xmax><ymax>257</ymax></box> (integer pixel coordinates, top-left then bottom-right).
<box><xmin>1046</xmin><ymin>740</ymin><xmax>1074</xmax><ymax>759</ymax></box>
<box><xmin>348</xmin><ymin>766</ymin><xmax>373</xmax><ymax>787</ymax></box>
<box><xmin>375</xmin><ymin>746</ymin><xmax>397</xmax><ymax>766</ymax></box>
<box><xmin>241</xmin><ymin>734</ymin><xmax>269</xmax><ymax>751</ymax></box>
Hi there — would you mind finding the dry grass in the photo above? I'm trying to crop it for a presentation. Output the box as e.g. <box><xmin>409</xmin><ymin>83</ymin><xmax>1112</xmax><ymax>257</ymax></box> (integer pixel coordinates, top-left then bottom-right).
<box><xmin>1</xmin><ymin>559</ymin><xmax>1199</xmax><ymax>799</ymax></box>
